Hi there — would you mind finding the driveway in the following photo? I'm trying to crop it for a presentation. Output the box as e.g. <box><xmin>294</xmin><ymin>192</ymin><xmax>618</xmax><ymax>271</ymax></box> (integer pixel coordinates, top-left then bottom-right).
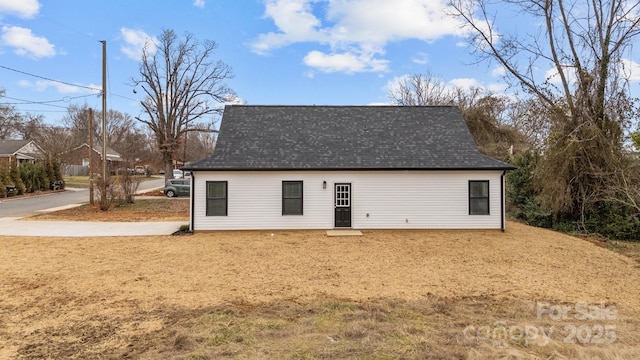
<box><xmin>0</xmin><ymin>218</ymin><xmax>185</xmax><ymax>237</ymax></box>
<box><xmin>0</xmin><ymin>178</ymin><xmax>184</xmax><ymax>237</ymax></box>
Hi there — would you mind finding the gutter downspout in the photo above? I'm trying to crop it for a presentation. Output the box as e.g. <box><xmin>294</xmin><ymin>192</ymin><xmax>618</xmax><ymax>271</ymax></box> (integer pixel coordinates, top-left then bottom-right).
<box><xmin>501</xmin><ymin>170</ymin><xmax>506</xmax><ymax>232</ymax></box>
<box><xmin>190</xmin><ymin>172</ymin><xmax>195</xmax><ymax>232</ymax></box>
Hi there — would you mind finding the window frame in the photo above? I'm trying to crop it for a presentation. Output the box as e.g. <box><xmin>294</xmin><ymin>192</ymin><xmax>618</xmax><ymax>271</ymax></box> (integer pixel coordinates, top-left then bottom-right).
<box><xmin>468</xmin><ymin>180</ymin><xmax>490</xmax><ymax>215</ymax></box>
<box><xmin>282</xmin><ymin>181</ymin><xmax>303</xmax><ymax>215</ymax></box>
<box><xmin>206</xmin><ymin>181</ymin><xmax>228</xmax><ymax>216</ymax></box>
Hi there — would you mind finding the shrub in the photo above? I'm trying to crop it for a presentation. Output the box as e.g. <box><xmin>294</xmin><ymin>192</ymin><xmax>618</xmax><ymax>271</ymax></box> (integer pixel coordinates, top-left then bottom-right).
<box><xmin>0</xmin><ymin>168</ymin><xmax>10</xmax><ymax>198</ymax></box>
<box><xmin>113</xmin><ymin>171</ymin><xmax>141</xmax><ymax>205</ymax></box>
<box><xmin>9</xmin><ymin>160</ymin><xmax>26</xmax><ymax>195</ymax></box>
<box><xmin>95</xmin><ymin>176</ymin><xmax>116</xmax><ymax>211</ymax></box>
<box><xmin>516</xmin><ymin>198</ymin><xmax>553</xmax><ymax>228</ymax></box>
<box><xmin>584</xmin><ymin>204</ymin><xmax>640</xmax><ymax>241</ymax></box>
<box><xmin>52</xmin><ymin>159</ymin><xmax>64</xmax><ymax>189</ymax></box>
<box><xmin>19</xmin><ymin>162</ymin><xmax>47</xmax><ymax>193</ymax></box>
<box><xmin>0</xmin><ymin>178</ymin><xmax>6</xmax><ymax>198</ymax></box>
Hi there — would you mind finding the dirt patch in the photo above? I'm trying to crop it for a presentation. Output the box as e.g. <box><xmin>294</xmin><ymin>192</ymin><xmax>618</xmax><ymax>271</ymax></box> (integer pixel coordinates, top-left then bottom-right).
<box><xmin>1</xmin><ymin>222</ymin><xmax>639</xmax><ymax>358</ymax></box>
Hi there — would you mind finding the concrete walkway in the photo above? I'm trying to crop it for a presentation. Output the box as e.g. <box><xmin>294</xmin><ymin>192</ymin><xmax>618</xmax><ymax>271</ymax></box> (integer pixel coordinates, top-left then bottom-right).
<box><xmin>0</xmin><ymin>217</ymin><xmax>185</xmax><ymax>237</ymax></box>
<box><xmin>0</xmin><ymin>187</ymin><xmax>186</xmax><ymax>237</ymax></box>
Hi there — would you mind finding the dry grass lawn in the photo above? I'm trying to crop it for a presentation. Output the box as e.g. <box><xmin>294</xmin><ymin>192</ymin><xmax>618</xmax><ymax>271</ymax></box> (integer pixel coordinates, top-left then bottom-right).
<box><xmin>28</xmin><ymin>198</ymin><xmax>190</xmax><ymax>222</ymax></box>
<box><xmin>1</xmin><ymin>219</ymin><xmax>639</xmax><ymax>359</ymax></box>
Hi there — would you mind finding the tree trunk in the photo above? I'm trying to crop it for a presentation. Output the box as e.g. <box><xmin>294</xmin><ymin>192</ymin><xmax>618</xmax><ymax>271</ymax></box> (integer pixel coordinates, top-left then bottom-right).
<box><xmin>162</xmin><ymin>151</ymin><xmax>174</xmax><ymax>182</ymax></box>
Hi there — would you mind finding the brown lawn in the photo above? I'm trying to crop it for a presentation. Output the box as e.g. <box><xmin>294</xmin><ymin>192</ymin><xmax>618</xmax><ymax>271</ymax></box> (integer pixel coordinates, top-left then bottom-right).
<box><xmin>27</xmin><ymin>198</ymin><xmax>189</xmax><ymax>222</ymax></box>
<box><xmin>1</xmin><ymin>221</ymin><xmax>639</xmax><ymax>359</ymax></box>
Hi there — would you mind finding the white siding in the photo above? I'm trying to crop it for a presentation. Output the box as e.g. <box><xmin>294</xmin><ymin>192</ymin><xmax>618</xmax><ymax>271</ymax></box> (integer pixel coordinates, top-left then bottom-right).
<box><xmin>192</xmin><ymin>170</ymin><xmax>505</xmax><ymax>230</ymax></box>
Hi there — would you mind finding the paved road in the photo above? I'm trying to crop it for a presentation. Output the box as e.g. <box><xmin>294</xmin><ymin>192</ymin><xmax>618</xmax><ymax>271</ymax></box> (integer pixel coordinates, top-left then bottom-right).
<box><xmin>0</xmin><ymin>177</ymin><xmax>166</xmax><ymax>218</ymax></box>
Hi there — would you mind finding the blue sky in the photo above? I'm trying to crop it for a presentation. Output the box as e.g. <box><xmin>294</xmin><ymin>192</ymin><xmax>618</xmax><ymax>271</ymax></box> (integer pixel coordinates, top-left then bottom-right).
<box><xmin>1</xmin><ymin>0</ymin><xmax>639</xmax><ymax>127</ymax></box>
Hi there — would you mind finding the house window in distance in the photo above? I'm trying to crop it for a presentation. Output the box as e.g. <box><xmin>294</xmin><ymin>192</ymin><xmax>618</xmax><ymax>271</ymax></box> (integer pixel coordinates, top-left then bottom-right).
<box><xmin>206</xmin><ymin>181</ymin><xmax>227</xmax><ymax>216</ymax></box>
<box><xmin>469</xmin><ymin>180</ymin><xmax>490</xmax><ymax>215</ymax></box>
<box><xmin>282</xmin><ymin>181</ymin><xmax>303</xmax><ymax>215</ymax></box>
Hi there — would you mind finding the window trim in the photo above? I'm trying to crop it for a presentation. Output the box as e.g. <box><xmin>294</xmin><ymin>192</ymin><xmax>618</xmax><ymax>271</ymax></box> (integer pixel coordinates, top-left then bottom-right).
<box><xmin>468</xmin><ymin>180</ymin><xmax>490</xmax><ymax>215</ymax></box>
<box><xmin>206</xmin><ymin>181</ymin><xmax>228</xmax><ymax>216</ymax></box>
<box><xmin>282</xmin><ymin>181</ymin><xmax>303</xmax><ymax>215</ymax></box>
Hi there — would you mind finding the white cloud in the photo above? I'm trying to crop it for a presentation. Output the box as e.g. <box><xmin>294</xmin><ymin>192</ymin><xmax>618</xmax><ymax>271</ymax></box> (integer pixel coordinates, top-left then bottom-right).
<box><xmin>323</xmin><ymin>0</ymin><xmax>465</xmax><ymax>45</ymax></box>
<box><xmin>487</xmin><ymin>82</ymin><xmax>508</xmax><ymax>93</ymax></box>
<box><xmin>544</xmin><ymin>65</ymin><xmax>577</xmax><ymax>85</ymax></box>
<box><xmin>621</xmin><ymin>58</ymin><xmax>640</xmax><ymax>82</ymax></box>
<box><xmin>491</xmin><ymin>65</ymin><xmax>506</xmax><ymax>77</ymax></box>
<box><xmin>304</xmin><ymin>50</ymin><xmax>389</xmax><ymax>73</ymax></box>
<box><xmin>251</xmin><ymin>0</ymin><xmax>468</xmax><ymax>73</ymax></box>
<box><xmin>411</xmin><ymin>52</ymin><xmax>429</xmax><ymax>65</ymax></box>
<box><xmin>545</xmin><ymin>60</ymin><xmax>640</xmax><ymax>86</ymax></box>
<box><xmin>0</xmin><ymin>0</ymin><xmax>39</xmax><ymax>18</ymax></box>
<box><xmin>384</xmin><ymin>74</ymin><xmax>411</xmax><ymax>95</ymax></box>
<box><xmin>448</xmin><ymin>77</ymin><xmax>479</xmax><ymax>90</ymax></box>
<box><xmin>193</xmin><ymin>0</ymin><xmax>205</xmax><ymax>8</ymax></box>
<box><xmin>1</xmin><ymin>25</ymin><xmax>55</xmax><ymax>58</ymax></box>
<box><xmin>120</xmin><ymin>27</ymin><xmax>157</xmax><ymax>61</ymax></box>
<box><xmin>251</xmin><ymin>0</ymin><xmax>325</xmax><ymax>55</ymax></box>
<box><xmin>223</xmin><ymin>94</ymin><xmax>246</xmax><ymax>105</ymax></box>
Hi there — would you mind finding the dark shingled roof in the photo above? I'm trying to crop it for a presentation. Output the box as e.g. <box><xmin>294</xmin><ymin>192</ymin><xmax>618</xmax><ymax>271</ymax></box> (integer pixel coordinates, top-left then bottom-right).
<box><xmin>0</xmin><ymin>140</ymin><xmax>31</xmax><ymax>155</ymax></box>
<box><xmin>186</xmin><ymin>105</ymin><xmax>515</xmax><ymax>171</ymax></box>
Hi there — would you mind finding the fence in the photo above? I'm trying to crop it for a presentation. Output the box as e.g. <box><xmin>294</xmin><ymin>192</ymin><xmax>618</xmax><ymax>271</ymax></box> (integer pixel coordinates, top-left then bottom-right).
<box><xmin>63</xmin><ymin>165</ymin><xmax>88</xmax><ymax>176</ymax></box>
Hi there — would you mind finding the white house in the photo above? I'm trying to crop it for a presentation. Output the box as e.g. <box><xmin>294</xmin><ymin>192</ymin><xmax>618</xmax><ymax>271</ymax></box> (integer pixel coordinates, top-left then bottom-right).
<box><xmin>184</xmin><ymin>105</ymin><xmax>515</xmax><ymax>231</ymax></box>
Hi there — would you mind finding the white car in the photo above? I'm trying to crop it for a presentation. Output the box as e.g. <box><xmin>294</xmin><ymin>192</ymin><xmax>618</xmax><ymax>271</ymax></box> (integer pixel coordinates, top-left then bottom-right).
<box><xmin>172</xmin><ymin>169</ymin><xmax>183</xmax><ymax>179</ymax></box>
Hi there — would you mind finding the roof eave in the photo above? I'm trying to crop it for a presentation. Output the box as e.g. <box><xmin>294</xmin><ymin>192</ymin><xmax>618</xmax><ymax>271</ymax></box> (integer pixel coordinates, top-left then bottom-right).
<box><xmin>186</xmin><ymin>166</ymin><xmax>516</xmax><ymax>172</ymax></box>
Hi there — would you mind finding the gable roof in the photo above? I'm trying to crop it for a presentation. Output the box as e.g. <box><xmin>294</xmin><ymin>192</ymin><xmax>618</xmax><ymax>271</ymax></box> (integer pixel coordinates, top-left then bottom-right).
<box><xmin>0</xmin><ymin>139</ymin><xmax>45</xmax><ymax>159</ymax></box>
<box><xmin>0</xmin><ymin>140</ymin><xmax>30</xmax><ymax>156</ymax></box>
<box><xmin>186</xmin><ymin>105</ymin><xmax>515</xmax><ymax>171</ymax></box>
<box><xmin>66</xmin><ymin>143</ymin><xmax>123</xmax><ymax>161</ymax></box>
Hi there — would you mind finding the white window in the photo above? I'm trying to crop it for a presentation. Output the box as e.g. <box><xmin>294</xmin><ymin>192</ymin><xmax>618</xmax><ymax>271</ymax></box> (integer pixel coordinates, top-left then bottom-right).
<box><xmin>335</xmin><ymin>184</ymin><xmax>350</xmax><ymax>207</ymax></box>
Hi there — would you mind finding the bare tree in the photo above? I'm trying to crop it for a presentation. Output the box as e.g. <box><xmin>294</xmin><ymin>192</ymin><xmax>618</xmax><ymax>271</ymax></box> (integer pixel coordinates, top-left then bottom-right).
<box><xmin>103</xmin><ymin>110</ymin><xmax>150</xmax><ymax>163</ymax></box>
<box><xmin>63</xmin><ymin>104</ymin><xmax>98</xmax><ymax>146</ymax></box>
<box><xmin>387</xmin><ymin>73</ymin><xmax>529</xmax><ymax>160</ymax></box>
<box><xmin>132</xmin><ymin>29</ymin><xmax>234</xmax><ymax>179</ymax></box>
<box><xmin>16</xmin><ymin>113</ymin><xmax>45</xmax><ymax>140</ymax></box>
<box><xmin>450</xmin><ymin>0</ymin><xmax>640</xmax><ymax>223</ymax></box>
<box><xmin>388</xmin><ymin>72</ymin><xmax>456</xmax><ymax>106</ymax></box>
<box><xmin>35</xmin><ymin>126</ymin><xmax>74</xmax><ymax>160</ymax></box>
<box><xmin>0</xmin><ymin>89</ymin><xmax>23</xmax><ymax>140</ymax></box>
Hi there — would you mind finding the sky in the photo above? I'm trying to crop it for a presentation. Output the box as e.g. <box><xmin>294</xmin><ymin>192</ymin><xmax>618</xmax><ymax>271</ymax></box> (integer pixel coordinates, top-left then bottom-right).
<box><xmin>0</xmin><ymin>0</ymin><xmax>639</xmax><ymax>128</ymax></box>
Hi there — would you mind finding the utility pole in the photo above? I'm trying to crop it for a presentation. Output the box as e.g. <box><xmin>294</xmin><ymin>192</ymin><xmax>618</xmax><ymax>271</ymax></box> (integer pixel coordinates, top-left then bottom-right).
<box><xmin>89</xmin><ymin>108</ymin><xmax>94</xmax><ymax>205</ymax></box>
<box><xmin>100</xmin><ymin>40</ymin><xmax>107</xmax><ymax>206</ymax></box>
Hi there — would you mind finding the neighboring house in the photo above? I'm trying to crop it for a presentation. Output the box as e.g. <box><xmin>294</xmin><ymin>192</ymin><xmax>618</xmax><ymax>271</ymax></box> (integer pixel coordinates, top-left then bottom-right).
<box><xmin>0</xmin><ymin>139</ymin><xmax>46</xmax><ymax>169</ymax></box>
<box><xmin>60</xmin><ymin>143</ymin><xmax>124</xmax><ymax>175</ymax></box>
<box><xmin>184</xmin><ymin>105</ymin><xmax>516</xmax><ymax>231</ymax></box>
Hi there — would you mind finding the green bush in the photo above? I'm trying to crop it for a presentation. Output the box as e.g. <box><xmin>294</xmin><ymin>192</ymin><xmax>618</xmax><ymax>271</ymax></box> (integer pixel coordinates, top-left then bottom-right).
<box><xmin>0</xmin><ymin>178</ymin><xmax>6</xmax><ymax>198</ymax></box>
<box><xmin>517</xmin><ymin>198</ymin><xmax>553</xmax><ymax>228</ymax></box>
<box><xmin>52</xmin><ymin>158</ymin><xmax>64</xmax><ymax>189</ymax></box>
<box><xmin>9</xmin><ymin>161</ymin><xmax>26</xmax><ymax>195</ymax></box>
<box><xmin>0</xmin><ymin>168</ymin><xmax>11</xmax><ymax>195</ymax></box>
<box><xmin>584</xmin><ymin>204</ymin><xmax>640</xmax><ymax>241</ymax></box>
<box><xmin>19</xmin><ymin>162</ymin><xmax>47</xmax><ymax>193</ymax></box>
<box><xmin>506</xmin><ymin>151</ymin><xmax>554</xmax><ymax>228</ymax></box>
<box><xmin>507</xmin><ymin>151</ymin><xmax>538</xmax><ymax>208</ymax></box>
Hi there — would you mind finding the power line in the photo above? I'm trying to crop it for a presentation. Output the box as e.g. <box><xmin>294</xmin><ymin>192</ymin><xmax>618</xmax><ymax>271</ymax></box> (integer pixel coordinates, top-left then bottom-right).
<box><xmin>0</xmin><ymin>64</ymin><xmax>101</xmax><ymax>92</ymax></box>
<box><xmin>1</xmin><ymin>94</ymin><xmax>98</xmax><ymax>107</ymax></box>
<box><xmin>11</xmin><ymin>108</ymin><xmax>69</xmax><ymax>113</ymax></box>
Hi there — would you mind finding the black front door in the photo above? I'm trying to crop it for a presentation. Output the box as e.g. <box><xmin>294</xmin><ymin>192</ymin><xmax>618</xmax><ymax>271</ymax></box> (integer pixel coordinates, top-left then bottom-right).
<box><xmin>334</xmin><ymin>183</ymin><xmax>351</xmax><ymax>227</ymax></box>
